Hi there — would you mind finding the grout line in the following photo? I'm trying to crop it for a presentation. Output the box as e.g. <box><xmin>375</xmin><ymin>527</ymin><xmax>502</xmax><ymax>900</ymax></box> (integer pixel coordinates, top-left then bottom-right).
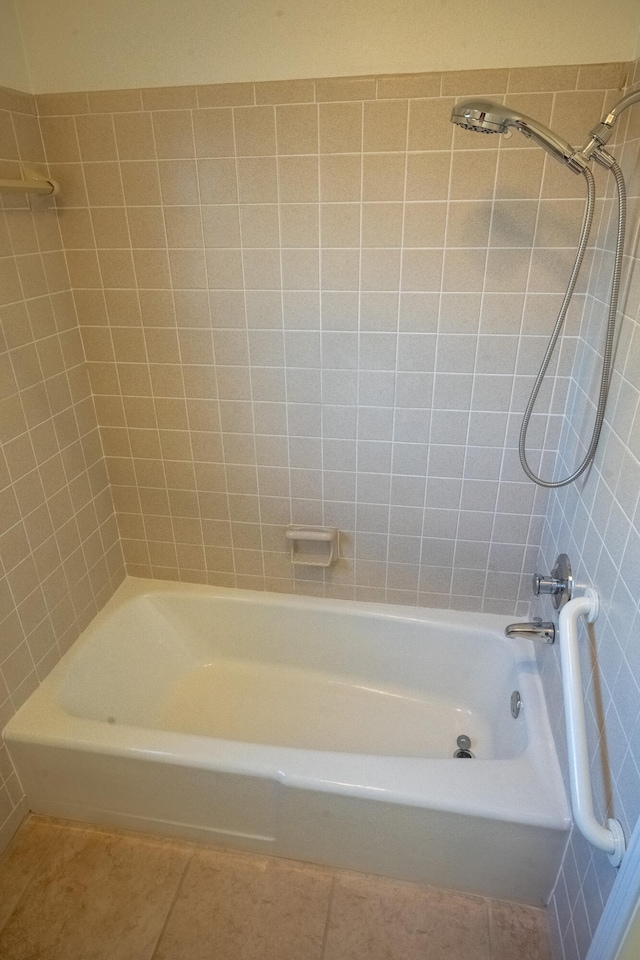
<box><xmin>150</xmin><ymin>106</ymin><xmax>208</xmax><ymax>583</ymax></box>
<box><xmin>149</xmin><ymin>842</ymin><xmax>197</xmax><ymax>960</ymax></box>
<box><xmin>273</xmin><ymin>99</ymin><xmax>296</xmax><ymax>591</ymax></box>
<box><xmin>486</xmin><ymin>898</ymin><xmax>495</xmax><ymax>959</ymax></box>
<box><xmin>319</xmin><ymin>874</ymin><xmax>337</xmax><ymax>960</ymax></box>
<box><xmin>422</xmin><ymin>89</ymin><xmax>455</xmax><ymax>608</ymax></box>
<box><xmin>177</xmin><ymin>106</ymin><xmax>214</xmax><ymax>584</ymax></box>
<box><xmin>116</xmin><ymin>104</ymin><xmax>165</xmax><ymax>578</ymax></box>
<box><xmin>351</xmin><ymin>99</ymin><xmax>365</xmax><ymax>601</ymax></box>
<box><xmin>229</xmin><ymin>103</ymin><xmax>266</xmax><ymax>589</ymax></box>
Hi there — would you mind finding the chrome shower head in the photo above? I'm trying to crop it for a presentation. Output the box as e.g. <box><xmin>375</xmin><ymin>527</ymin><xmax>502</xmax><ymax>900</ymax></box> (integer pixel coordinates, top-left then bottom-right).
<box><xmin>450</xmin><ymin>100</ymin><xmax>509</xmax><ymax>135</ymax></box>
<box><xmin>451</xmin><ymin>99</ymin><xmax>588</xmax><ymax>173</ymax></box>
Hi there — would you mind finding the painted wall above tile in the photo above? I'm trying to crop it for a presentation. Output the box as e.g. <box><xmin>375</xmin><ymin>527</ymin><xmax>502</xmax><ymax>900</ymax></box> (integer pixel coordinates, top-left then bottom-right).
<box><xmin>8</xmin><ymin>0</ymin><xmax>640</xmax><ymax>93</ymax></box>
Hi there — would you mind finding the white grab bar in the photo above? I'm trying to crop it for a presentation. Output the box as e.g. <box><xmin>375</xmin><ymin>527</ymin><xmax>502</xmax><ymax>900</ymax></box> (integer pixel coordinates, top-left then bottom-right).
<box><xmin>558</xmin><ymin>589</ymin><xmax>626</xmax><ymax>866</ymax></box>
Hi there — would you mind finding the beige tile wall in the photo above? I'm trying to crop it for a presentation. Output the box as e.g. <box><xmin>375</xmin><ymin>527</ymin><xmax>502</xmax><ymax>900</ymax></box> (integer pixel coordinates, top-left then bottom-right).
<box><xmin>30</xmin><ymin>64</ymin><xmax>625</xmax><ymax>612</ymax></box>
<box><xmin>34</xmin><ymin>63</ymin><xmax>629</xmax><ymax>615</ymax></box>
<box><xmin>0</xmin><ymin>86</ymin><xmax>125</xmax><ymax>849</ymax></box>
<box><xmin>538</xmin><ymin>59</ymin><xmax>640</xmax><ymax>960</ymax></box>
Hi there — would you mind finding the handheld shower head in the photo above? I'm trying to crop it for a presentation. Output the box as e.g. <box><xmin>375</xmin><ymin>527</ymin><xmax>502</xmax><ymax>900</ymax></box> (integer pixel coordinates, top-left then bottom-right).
<box><xmin>451</xmin><ymin>99</ymin><xmax>588</xmax><ymax>173</ymax></box>
<box><xmin>450</xmin><ymin>89</ymin><xmax>639</xmax><ymax>488</ymax></box>
<box><xmin>450</xmin><ymin>100</ymin><xmax>509</xmax><ymax>135</ymax></box>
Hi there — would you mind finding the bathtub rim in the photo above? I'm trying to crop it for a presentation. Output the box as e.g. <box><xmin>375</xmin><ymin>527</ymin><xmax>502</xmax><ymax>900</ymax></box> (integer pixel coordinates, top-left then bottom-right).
<box><xmin>83</xmin><ymin>574</ymin><xmax>528</xmax><ymax>636</ymax></box>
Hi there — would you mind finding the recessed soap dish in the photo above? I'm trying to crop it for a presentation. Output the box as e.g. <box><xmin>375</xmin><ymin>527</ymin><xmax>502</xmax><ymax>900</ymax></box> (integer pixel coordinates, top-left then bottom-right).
<box><xmin>285</xmin><ymin>525</ymin><xmax>339</xmax><ymax>567</ymax></box>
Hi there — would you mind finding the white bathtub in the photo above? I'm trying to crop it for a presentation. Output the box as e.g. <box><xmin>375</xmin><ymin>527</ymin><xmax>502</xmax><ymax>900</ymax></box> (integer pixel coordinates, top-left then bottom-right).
<box><xmin>3</xmin><ymin>577</ymin><xmax>569</xmax><ymax>904</ymax></box>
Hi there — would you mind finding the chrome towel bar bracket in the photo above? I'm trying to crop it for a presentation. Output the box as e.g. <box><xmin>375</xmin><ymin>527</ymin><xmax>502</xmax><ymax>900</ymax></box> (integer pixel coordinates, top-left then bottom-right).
<box><xmin>0</xmin><ymin>165</ymin><xmax>59</xmax><ymax>196</ymax></box>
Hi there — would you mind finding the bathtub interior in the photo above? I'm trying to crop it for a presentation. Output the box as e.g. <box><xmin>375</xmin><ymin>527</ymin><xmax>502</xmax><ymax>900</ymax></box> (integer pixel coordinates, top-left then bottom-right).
<box><xmin>58</xmin><ymin>588</ymin><xmax>530</xmax><ymax>759</ymax></box>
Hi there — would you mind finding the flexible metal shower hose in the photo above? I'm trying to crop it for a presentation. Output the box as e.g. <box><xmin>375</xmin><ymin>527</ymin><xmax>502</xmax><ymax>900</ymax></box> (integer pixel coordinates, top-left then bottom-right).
<box><xmin>519</xmin><ymin>158</ymin><xmax>626</xmax><ymax>487</ymax></box>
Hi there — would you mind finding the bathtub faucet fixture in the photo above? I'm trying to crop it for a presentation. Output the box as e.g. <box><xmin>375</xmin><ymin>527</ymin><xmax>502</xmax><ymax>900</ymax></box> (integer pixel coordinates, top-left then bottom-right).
<box><xmin>505</xmin><ymin>618</ymin><xmax>555</xmax><ymax>644</ymax></box>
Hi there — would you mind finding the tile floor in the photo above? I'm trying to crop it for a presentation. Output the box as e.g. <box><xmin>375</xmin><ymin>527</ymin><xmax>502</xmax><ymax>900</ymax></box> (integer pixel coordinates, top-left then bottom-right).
<box><xmin>0</xmin><ymin>816</ymin><xmax>551</xmax><ymax>959</ymax></box>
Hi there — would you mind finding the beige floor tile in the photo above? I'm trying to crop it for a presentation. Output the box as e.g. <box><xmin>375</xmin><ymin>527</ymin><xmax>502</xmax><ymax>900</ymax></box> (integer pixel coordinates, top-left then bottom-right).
<box><xmin>153</xmin><ymin>847</ymin><xmax>333</xmax><ymax>960</ymax></box>
<box><xmin>323</xmin><ymin>872</ymin><xmax>492</xmax><ymax>960</ymax></box>
<box><xmin>0</xmin><ymin>822</ymin><xmax>193</xmax><ymax>960</ymax></box>
<box><xmin>0</xmin><ymin>816</ymin><xmax>66</xmax><ymax>932</ymax></box>
<box><xmin>0</xmin><ymin>819</ymin><xmax>552</xmax><ymax>960</ymax></box>
<box><xmin>489</xmin><ymin>900</ymin><xmax>551</xmax><ymax>960</ymax></box>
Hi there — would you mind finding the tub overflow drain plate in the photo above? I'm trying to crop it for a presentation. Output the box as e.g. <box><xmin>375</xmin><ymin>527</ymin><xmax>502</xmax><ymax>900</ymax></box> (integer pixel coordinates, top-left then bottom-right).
<box><xmin>510</xmin><ymin>690</ymin><xmax>522</xmax><ymax>719</ymax></box>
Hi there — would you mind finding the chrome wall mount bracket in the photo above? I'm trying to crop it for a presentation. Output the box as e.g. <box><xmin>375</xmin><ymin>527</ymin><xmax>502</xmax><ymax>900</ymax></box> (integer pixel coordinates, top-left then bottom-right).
<box><xmin>533</xmin><ymin>553</ymin><xmax>573</xmax><ymax>610</ymax></box>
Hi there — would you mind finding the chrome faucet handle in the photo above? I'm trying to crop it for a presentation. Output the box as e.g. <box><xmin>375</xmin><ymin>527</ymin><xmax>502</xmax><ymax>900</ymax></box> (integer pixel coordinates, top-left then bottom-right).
<box><xmin>532</xmin><ymin>573</ymin><xmax>566</xmax><ymax>595</ymax></box>
<box><xmin>532</xmin><ymin>553</ymin><xmax>573</xmax><ymax>610</ymax></box>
